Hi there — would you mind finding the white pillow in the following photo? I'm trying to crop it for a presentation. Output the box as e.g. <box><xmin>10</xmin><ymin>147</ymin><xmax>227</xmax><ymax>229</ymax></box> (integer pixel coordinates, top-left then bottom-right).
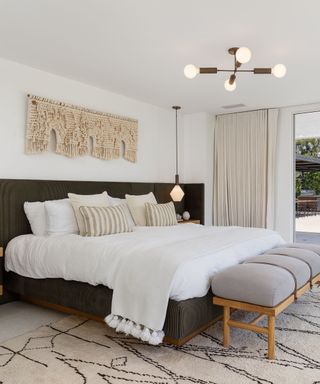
<box><xmin>125</xmin><ymin>192</ymin><xmax>157</xmax><ymax>226</ymax></box>
<box><xmin>68</xmin><ymin>191</ymin><xmax>110</xmax><ymax>235</ymax></box>
<box><xmin>109</xmin><ymin>196</ymin><xmax>122</xmax><ymax>205</ymax></box>
<box><xmin>109</xmin><ymin>196</ymin><xmax>135</xmax><ymax>228</ymax></box>
<box><xmin>24</xmin><ymin>201</ymin><xmax>47</xmax><ymax>236</ymax></box>
<box><xmin>45</xmin><ymin>199</ymin><xmax>78</xmax><ymax>236</ymax></box>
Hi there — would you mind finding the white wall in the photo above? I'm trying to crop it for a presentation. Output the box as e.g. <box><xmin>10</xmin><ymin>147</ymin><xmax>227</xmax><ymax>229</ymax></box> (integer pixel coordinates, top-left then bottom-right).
<box><xmin>0</xmin><ymin>58</ymin><xmax>176</xmax><ymax>183</ymax></box>
<box><xmin>274</xmin><ymin>107</ymin><xmax>295</xmax><ymax>241</ymax></box>
<box><xmin>0</xmin><ymin>57</ymin><xmax>217</xmax><ymax>225</ymax></box>
<box><xmin>3</xmin><ymin>56</ymin><xmax>303</xmax><ymax>235</ymax></box>
<box><xmin>275</xmin><ymin>103</ymin><xmax>320</xmax><ymax>242</ymax></box>
<box><xmin>182</xmin><ymin>112</ymin><xmax>214</xmax><ymax>225</ymax></box>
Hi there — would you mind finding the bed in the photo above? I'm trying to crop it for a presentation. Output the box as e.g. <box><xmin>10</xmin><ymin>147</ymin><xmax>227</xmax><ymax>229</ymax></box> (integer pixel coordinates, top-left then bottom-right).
<box><xmin>0</xmin><ymin>178</ymin><xmax>284</xmax><ymax>345</ymax></box>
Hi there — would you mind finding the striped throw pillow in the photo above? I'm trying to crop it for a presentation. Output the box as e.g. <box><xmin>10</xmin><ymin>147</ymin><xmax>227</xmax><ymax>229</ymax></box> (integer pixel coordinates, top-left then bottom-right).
<box><xmin>145</xmin><ymin>202</ymin><xmax>178</xmax><ymax>226</ymax></box>
<box><xmin>79</xmin><ymin>204</ymin><xmax>132</xmax><ymax>236</ymax></box>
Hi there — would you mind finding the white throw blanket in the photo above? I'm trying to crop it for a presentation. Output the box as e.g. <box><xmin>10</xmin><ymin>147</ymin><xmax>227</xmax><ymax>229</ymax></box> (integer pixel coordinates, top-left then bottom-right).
<box><xmin>104</xmin><ymin>225</ymin><xmax>284</xmax><ymax>343</ymax></box>
<box><xmin>5</xmin><ymin>224</ymin><xmax>284</xmax><ymax>344</ymax></box>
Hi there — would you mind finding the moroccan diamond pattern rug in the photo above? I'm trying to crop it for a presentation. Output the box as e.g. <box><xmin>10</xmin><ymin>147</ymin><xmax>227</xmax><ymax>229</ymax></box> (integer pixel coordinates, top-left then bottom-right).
<box><xmin>1</xmin><ymin>288</ymin><xmax>320</xmax><ymax>384</ymax></box>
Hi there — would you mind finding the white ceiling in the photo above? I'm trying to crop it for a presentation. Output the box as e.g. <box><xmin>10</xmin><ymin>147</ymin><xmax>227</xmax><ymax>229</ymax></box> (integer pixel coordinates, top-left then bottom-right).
<box><xmin>0</xmin><ymin>0</ymin><xmax>319</xmax><ymax>113</ymax></box>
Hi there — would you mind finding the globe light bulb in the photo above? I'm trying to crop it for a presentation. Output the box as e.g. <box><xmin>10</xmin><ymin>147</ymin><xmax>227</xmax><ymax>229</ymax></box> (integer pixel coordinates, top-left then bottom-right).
<box><xmin>184</xmin><ymin>64</ymin><xmax>199</xmax><ymax>79</ymax></box>
<box><xmin>272</xmin><ymin>64</ymin><xmax>287</xmax><ymax>78</ymax></box>
<box><xmin>224</xmin><ymin>78</ymin><xmax>237</xmax><ymax>92</ymax></box>
<box><xmin>235</xmin><ymin>47</ymin><xmax>252</xmax><ymax>64</ymax></box>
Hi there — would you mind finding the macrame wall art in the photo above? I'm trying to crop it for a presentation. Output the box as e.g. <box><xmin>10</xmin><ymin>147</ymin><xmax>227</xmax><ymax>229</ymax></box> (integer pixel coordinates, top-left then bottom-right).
<box><xmin>26</xmin><ymin>94</ymin><xmax>138</xmax><ymax>162</ymax></box>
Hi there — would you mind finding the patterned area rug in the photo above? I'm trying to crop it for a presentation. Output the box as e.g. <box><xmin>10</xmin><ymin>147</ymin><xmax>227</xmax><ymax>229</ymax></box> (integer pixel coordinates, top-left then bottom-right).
<box><xmin>1</xmin><ymin>288</ymin><xmax>320</xmax><ymax>384</ymax></box>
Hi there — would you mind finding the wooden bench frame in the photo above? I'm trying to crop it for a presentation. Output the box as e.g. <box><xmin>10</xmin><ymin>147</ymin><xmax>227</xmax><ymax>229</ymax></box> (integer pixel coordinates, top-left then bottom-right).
<box><xmin>213</xmin><ymin>274</ymin><xmax>320</xmax><ymax>359</ymax></box>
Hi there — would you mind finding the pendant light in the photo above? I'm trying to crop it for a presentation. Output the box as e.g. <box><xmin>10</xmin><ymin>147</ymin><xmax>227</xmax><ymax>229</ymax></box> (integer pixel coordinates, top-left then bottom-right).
<box><xmin>170</xmin><ymin>106</ymin><xmax>185</xmax><ymax>202</ymax></box>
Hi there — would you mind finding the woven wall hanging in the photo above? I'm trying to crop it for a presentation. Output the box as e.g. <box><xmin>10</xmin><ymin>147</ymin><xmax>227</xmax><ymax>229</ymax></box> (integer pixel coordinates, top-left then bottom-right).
<box><xmin>26</xmin><ymin>94</ymin><xmax>138</xmax><ymax>162</ymax></box>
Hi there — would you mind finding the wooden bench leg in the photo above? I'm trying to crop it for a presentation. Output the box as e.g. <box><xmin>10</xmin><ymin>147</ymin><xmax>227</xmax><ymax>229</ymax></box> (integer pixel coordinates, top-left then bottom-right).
<box><xmin>223</xmin><ymin>306</ymin><xmax>230</xmax><ymax>347</ymax></box>
<box><xmin>268</xmin><ymin>315</ymin><xmax>275</xmax><ymax>359</ymax></box>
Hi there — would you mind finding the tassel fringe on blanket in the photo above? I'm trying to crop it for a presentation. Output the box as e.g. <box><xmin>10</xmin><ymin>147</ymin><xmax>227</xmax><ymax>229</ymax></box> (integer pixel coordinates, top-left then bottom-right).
<box><xmin>105</xmin><ymin>314</ymin><xmax>164</xmax><ymax>345</ymax></box>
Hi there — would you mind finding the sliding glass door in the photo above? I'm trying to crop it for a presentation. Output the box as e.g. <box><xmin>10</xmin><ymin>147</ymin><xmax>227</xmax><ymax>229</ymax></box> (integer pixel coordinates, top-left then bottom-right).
<box><xmin>295</xmin><ymin>112</ymin><xmax>320</xmax><ymax>243</ymax></box>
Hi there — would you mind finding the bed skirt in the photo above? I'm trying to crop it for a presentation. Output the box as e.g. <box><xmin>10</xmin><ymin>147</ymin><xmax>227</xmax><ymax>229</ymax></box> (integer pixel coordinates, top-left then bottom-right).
<box><xmin>4</xmin><ymin>272</ymin><xmax>222</xmax><ymax>344</ymax></box>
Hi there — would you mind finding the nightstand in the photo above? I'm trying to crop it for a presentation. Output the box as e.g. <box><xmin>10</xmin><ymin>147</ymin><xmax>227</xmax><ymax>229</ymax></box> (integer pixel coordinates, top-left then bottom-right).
<box><xmin>178</xmin><ymin>219</ymin><xmax>201</xmax><ymax>224</ymax></box>
<box><xmin>0</xmin><ymin>247</ymin><xmax>3</xmax><ymax>296</ymax></box>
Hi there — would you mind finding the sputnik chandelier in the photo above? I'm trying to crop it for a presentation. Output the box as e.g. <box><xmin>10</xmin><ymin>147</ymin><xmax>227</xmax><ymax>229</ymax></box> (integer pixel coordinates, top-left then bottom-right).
<box><xmin>184</xmin><ymin>47</ymin><xmax>286</xmax><ymax>91</ymax></box>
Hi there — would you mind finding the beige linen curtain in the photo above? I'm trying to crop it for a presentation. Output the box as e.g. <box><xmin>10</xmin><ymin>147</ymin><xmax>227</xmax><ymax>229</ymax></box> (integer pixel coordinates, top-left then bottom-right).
<box><xmin>213</xmin><ymin>109</ymin><xmax>278</xmax><ymax>229</ymax></box>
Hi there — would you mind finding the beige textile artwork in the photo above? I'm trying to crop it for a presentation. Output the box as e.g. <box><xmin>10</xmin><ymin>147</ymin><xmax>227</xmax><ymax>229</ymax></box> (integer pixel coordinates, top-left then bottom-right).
<box><xmin>26</xmin><ymin>94</ymin><xmax>138</xmax><ymax>162</ymax></box>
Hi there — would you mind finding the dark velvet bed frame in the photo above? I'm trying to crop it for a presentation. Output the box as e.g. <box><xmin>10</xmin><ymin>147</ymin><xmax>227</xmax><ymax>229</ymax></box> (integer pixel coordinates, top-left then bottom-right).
<box><xmin>0</xmin><ymin>178</ymin><xmax>222</xmax><ymax>345</ymax></box>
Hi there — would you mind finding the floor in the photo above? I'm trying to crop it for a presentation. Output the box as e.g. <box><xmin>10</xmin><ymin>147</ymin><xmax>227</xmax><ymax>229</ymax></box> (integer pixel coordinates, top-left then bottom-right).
<box><xmin>296</xmin><ymin>214</ymin><xmax>320</xmax><ymax>232</ymax></box>
<box><xmin>1</xmin><ymin>289</ymin><xmax>320</xmax><ymax>384</ymax></box>
<box><xmin>0</xmin><ymin>300</ymin><xmax>65</xmax><ymax>343</ymax></box>
<box><xmin>296</xmin><ymin>231</ymin><xmax>320</xmax><ymax>243</ymax></box>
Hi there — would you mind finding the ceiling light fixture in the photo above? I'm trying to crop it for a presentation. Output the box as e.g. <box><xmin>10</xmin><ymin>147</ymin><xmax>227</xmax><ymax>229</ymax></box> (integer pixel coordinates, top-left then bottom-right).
<box><xmin>184</xmin><ymin>46</ymin><xmax>286</xmax><ymax>91</ymax></box>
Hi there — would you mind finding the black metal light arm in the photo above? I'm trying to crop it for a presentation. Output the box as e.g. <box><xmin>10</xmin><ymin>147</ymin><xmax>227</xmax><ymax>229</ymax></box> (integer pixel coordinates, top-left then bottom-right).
<box><xmin>199</xmin><ymin>67</ymin><xmax>272</xmax><ymax>74</ymax></box>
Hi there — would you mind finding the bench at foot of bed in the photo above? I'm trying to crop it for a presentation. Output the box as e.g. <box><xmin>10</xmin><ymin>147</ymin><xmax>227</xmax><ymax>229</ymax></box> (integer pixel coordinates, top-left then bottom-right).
<box><xmin>212</xmin><ymin>245</ymin><xmax>320</xmax><ymax>360</ymax></box>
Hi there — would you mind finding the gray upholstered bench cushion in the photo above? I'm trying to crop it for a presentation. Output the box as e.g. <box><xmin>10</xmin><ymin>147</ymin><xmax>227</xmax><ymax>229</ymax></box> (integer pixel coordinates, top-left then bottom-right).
<box><xmin>211</xmin><ymin>264</ymin><xmax>295</xmax><ymax>307</ymax></box>
<box><xmin>245</xmin><ymin>254</ymin><xmax>310</xmax><ymax>289</ymax></box>
<box><xmin>267</xmin><ymin>247</ymin><xmax>320</xmax><ymax>278</ymax></box>
<box><xmin>285</xmin><ymin>243</ymin><xmax>320</xmax><ymax>256</ymax></box>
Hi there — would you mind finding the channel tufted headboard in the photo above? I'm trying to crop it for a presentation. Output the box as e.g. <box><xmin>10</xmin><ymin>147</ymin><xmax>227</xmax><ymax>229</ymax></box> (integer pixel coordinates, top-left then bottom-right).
<box><xmin>0</xmin><ymin>179</ymin><xmax>204</xmax><ymax>250</ymax></box>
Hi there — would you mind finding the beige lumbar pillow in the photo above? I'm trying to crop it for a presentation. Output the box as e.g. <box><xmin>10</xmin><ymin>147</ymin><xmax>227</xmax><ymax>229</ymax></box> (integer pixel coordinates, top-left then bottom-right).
<box><xmin>68</xmin><ymin>191</ymin><xmax>110</xmax><ymax>235</ymax></box>
<box><xmin>125</xmin><ymin>192</ymin><xmax>157</xmax><ymax>226</ymax></box>
<box><xmin>79</xmin><ymin>204</ymin><xmax>132</xmax><ymax>236</ymax></box>
<box><xmin>145</xmin><ymin>202</ymin><xmax>177</xmax><ymax>226</ymax></box>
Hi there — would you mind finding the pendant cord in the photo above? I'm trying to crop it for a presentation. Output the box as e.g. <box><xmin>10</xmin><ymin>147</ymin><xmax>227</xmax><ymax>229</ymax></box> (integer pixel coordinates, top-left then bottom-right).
<box><xmin>172</xmin><ymin>105</ymin><xmax>181</xmax><ymax>185</ymax></box>
<box><xmin>175</xmin><ymin>108</ymin><xmax>178</xmax><ymax>179</ymax></box>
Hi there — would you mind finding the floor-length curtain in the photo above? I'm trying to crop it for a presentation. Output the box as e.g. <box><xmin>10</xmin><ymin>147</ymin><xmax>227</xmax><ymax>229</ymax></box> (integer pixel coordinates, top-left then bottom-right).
<box><xmin>213</xmin><ymin>109</ymin><xmax>278</xmax><ymax>229</ymax></box>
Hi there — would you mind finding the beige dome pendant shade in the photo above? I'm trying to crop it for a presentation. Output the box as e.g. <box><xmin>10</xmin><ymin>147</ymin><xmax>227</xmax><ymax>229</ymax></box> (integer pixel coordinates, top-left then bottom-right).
<box><xmin>170</xmin><ymin>106</ymin><xmax>184</xmax><ymax>202</ymax></box>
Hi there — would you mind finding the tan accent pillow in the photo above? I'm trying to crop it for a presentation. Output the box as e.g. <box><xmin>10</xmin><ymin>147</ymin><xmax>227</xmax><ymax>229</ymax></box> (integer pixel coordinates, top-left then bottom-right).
<box><xmin>125</xmin><ymin>192</ymin><xmax>157</xmax><ymax>226</ymax></box>
<box><xmin>145</xmin><ymin>202</ymin><xmax>177</xmax><ymax>226</ymax></box>
<box><xmin>68</xmin><ymin>191</ymin><xmax>110</xmax><ymax>235</ymax></box>
<box><xmin>79</xmin><ymin>205</ymin><xmax>132</xmax><ymax>236</ymax></box>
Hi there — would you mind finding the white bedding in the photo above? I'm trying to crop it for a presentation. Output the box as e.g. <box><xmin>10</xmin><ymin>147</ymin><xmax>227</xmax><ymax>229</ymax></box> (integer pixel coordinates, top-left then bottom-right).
<box><xmin>5</xmin><ymin>224</ymin><xmax>284</xmax><ymax>343</ymax></box>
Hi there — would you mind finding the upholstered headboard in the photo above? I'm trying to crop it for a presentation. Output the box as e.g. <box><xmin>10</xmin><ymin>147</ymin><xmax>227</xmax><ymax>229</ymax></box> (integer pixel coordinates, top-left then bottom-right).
<box><xmin>0</xmin><ymin>179</ymin><xmax>204</xmax><ymax>249</ymax></box>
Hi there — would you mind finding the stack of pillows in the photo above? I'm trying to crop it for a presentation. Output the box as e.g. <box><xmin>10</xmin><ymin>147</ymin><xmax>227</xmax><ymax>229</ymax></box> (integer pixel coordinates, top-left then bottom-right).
<box><xmin>24</xmin><ymin>191</ymin><xmax>178</xmax><ymax>237</ymax></box>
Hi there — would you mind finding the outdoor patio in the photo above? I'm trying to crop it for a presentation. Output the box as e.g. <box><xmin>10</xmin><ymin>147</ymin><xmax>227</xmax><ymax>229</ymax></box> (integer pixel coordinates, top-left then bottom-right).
<box><xmin>296</xmin><ymin>215</ymin><xmax>320</xmax><ymax>243</ymax></box>
<box><xmin>295</xmin><ymin>154</ymin><xmax>320</xmax><ymax>243</ymax></box>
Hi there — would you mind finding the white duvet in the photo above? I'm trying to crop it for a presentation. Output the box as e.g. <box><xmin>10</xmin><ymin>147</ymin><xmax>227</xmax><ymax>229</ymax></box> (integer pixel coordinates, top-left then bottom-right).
<box><xmin>5</xmin><ymin>224</ymin><xmax>284</xmax><ymax>343</ymax></box>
